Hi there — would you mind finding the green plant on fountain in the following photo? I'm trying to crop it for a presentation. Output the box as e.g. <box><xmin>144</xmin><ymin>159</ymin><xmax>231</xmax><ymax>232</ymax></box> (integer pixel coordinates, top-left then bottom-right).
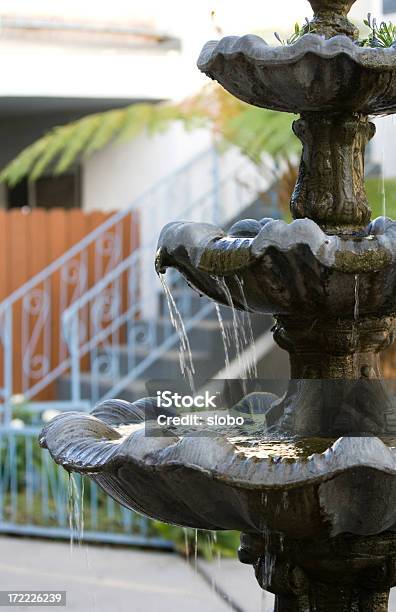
<box><xmin>40</xmin><ymin>1</ymin><xmax>396</xmax><ymax>610</ymax></box>
<box><xmin>277</xmin><ymin>13</ymin><xmax>396</xmax><ymax>47</ymax></box>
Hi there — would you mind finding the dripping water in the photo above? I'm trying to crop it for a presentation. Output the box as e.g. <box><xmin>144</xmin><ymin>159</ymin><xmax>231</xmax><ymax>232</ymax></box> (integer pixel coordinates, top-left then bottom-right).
<box><xmin>183</xmin><ymin>527</ymin><xmax>190</xmax><ymax>562</ymax></box>
<box><xmin>261</xmin><ymin>528</ymin><xmax>275</xmax><ymax>593</ymax></box>
<box><xmin>215</xmin><ymin>276</ymin><xmax>254</xmax><ymax>380</ymax></box>
<box><xmin>353</xmin><ymin>274</ymin><xmax>360</xmax><ymax>375</ymax></box>
<box><xmin>260</xmin><ymin>491</ymin><xmax>268</xmax><ymax>535</ymax></box>
<box><xmin>215</xmin><ymin>303</ymin><xmax>231</xmax><ymax>370</ymax></box>
<box><xmin>354</xmin><ymin>274</ymin><xmax>360</xmax><ymax>323</ymax></box>
<box><xmin>234</xmin><ymin>275</ymin><xmax>258</xmax><ymax>379</ymax></box>
<box><xmin>206</xmin><ymin>534</ymin><xmax>216</xmax><ymax>591</ymax></box>
<box><xmin>381</xmin><ymin>141</ymin><xmax>387</xmax><ymax>218</ymax></box>
<box><xmin>159</xmin><ymin>273</ymin><xmax>195</xmax><ymax>391</ymax></box>
<box><xmin>215</xmin><ymin>277</ymin><xmax>242</xmax><ymax>361</ymax></box>
<box><xmin>212</xmin><ymin>531</ymin><xmax>222</xmax><ymax>571</ymax></box>
<box><xmin>67</xmin><ymin>473</ymin><xmax>84</xmax><ymax>553</ymax></box>
<box><xmin>67</xmin><ymin>474</ymin><xmax>74</xmax><ymax>552</ymax></box>
<box><xmin>194</xmin><ymin>528</ymin><xmax>198</xmax><ymax>573</ymax></box>
<box><xmin>67</xmin><ymin>477</ymin><xmax>95</xmax><ymax>611</ymax></box>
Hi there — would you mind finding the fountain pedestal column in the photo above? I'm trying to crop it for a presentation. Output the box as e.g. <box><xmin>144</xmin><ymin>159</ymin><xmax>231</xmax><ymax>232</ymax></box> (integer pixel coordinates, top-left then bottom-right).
<box><xmin>268</xmin><ymin>316</ymin><xmax>396</xmax><ymax>436</ymax></box>
<box><xmin>273</xmin><ymin>316</ymin><xmax>396</xmax><ymax>380</ymax></box>
<box><xmin>308</xmin><ymin>0</ymin><xmax>359</xmax><ymax>38</ymax></box>
<box><xmin>291</xmin><ymin>114</ymin><xmax>376</xmax><ymax>232</ymax></box>
<box><xmin>239</xmin><ymin>533</ymin><xmax>396</xmax><ymax>612</ymax></box>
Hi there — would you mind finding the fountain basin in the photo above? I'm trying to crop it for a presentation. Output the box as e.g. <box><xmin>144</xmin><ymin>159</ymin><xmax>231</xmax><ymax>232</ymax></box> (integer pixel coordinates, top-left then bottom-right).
<box><xmin>156</xmin><ymin>217</ymin><xmax>396</xmax><ymax>318</ymax></box>
<box><xmin>198</xmin><ymin>34</ymin><xmax>396</xmax><ymax>114</ymax></box>
<box><xmin>39</xmin><ymin>397</ymin><xmax>396</xmax><ymax>539</ymax></box>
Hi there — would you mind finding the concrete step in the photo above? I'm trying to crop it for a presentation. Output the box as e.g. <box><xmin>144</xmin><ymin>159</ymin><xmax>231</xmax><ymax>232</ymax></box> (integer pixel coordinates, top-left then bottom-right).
<box><xmin>57</xmin><ymin>310</ymin><xmax>275</xmax><ymax>404</ymax></box>
<box><xmin>94</xmin><ymin>344</ymin><xmax>212</xmax><ymax>380</ymax></box>
<box><xmin>57</xmin><ymin>374</ymin><xmax>148</xmax><ymax>404</ymax></box>
<box><xmin>157</xmin><ymin>292</ymin><xmax>234</xmax><ymax>322</ymax></box>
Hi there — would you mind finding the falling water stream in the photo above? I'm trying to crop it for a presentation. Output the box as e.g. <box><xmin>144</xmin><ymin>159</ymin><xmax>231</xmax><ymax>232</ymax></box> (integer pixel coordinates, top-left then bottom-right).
<box><xmin>183</xmin><ymin>527</ymin><xmax>190</xmax><ymax>562</ymax></box>
<box><xmin>67</xmin><ymin>473</ymin><xmax>85</xmax><ymax>552</ymax></box>
<box><xmin>215</xmin><ymin>303</ymin><xmax>231</xmax><ymax>370</ymax></box>
<box><xmin>234</xmin><ymin>275</ymin><xmax>258</xmax><ymax>379</ymax></box>
<box><xmin>381</xmin><ymin>141</ymin><xmax>387</xmax><ymax>218</ymax></box>
<box><xmin>159</xmin><ymin>273</ymin><xmax>196</xmax><ymax>391</ymax></box>
<box><xmin>215</xmin><ymin>276</ymin><xmax>257</xmax><ymax>379</ymax></box>
<box><xmin>353</xmin><ymin>274</ymin><xmax>360</xmax><ymax>374</ymax></box>
<box><xmin>194</xmin><ymin>528</ymin><xmax>198</xmax><ymax>572</ymax></box>
<box><xmin>67</xmin><ymin>476</ymin><xmax>96</xmax><ymax>611</ymax></box>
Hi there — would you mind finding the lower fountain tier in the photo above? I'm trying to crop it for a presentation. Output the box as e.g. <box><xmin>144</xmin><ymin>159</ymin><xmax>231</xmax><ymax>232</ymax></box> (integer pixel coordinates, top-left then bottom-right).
<box><xmin>40</xmin><ymin>397</ymin><xmax>396</xmax><ymax>539</ymax></box>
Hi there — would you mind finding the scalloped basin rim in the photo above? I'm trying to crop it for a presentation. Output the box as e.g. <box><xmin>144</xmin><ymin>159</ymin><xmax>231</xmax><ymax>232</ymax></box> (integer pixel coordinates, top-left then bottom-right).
<box><xmin>158</xmin><ymin>217</ymin><xmax>396</xmax><ymax>276</ymax></box>
<box><xmin>41</xmin><ymin>411</ymin><xmax>396</xmax><ymax>490</ymax></box>
<box><xmin>198</xmin><ymin>33</ymin><xmax>396</xmax><ymax>72</ymax></box>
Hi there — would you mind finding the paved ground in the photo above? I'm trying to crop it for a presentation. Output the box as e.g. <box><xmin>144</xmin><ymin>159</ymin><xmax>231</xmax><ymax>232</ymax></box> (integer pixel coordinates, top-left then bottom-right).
<box><xmin>0</xmin><ymin>537</ymin><xmax>228</xmax><ymax>612</ymax></box>
<box><xmin>0</xmin><ymin>536</ymin><xmax>395</xmax><ymax>611</ymax></box>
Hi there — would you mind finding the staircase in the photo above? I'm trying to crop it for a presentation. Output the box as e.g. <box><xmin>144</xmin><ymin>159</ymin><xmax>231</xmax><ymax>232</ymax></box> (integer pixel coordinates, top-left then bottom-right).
<box><xmin>58</xmin><ymin>287</ymin><xmax>275</xmax><ymax>404</ymax></box>
<box><xmin>0</xmin><ymin>147</ymin><xmax>277</xmax><ymax>421</ymax></box>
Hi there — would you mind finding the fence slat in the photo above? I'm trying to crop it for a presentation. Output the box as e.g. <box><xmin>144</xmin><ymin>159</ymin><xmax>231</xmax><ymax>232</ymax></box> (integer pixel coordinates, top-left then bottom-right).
<box><xmin>10</xmin><ymin>210</ymin><xmax>30</xmax><ymax>395</ymax></box>
<box><xmin>30</xmin><ymin>209</ymin><xmax>48</xmax><ymax>277</ymax></box>
<box><xmin>0</xmin><ymin>211</ymin><xmax>9</xmax><ymax>301</ymax></box>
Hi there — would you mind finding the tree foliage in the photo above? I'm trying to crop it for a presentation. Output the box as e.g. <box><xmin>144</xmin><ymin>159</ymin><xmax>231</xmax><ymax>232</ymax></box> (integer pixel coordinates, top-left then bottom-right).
<box><xmin>0</xmin><ymin>85</ymin><xmax>298</xmax><ymax>186</ymax></box>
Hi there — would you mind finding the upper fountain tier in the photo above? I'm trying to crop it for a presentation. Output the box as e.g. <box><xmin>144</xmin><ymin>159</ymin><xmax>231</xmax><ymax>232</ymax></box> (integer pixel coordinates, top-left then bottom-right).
<box><xmin>198</xmin><ymin>0</ymin><xmax>396</xmax><ymax>115</ymax></box>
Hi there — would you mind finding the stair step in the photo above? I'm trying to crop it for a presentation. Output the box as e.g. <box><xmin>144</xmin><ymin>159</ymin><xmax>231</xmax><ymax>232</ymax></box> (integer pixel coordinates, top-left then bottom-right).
<box><xmin>112</xmin><ymin>345</ymin><xmax>208</xmax><ymax>361</ymax></box>
<box><xmin>93</xmin><ymin>345</ymin><xmax>211</xmax><ymax>379</ymax></box>
<box><xmin>156</xmin><ymin>316</ymin><xmax>233</xmax><ymax>331</ymax></box>
<box><xmin>157</xmin><ymin>293</ymin><xmax>234</xmax><ymax>321</ymax></box>
<box><xmin>57</xmin><ymin>374</ymin><xmax>148</xmax><ymax>404</ymax></box>
<box><xmin>57</xmin><ymin>312</ymin><xmax>276</xmax><ymax>404</ymax></box>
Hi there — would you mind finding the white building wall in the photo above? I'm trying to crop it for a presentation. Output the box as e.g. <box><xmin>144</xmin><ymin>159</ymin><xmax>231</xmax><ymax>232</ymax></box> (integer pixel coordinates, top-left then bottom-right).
<box><xmin>82</xmin><ymin>123</ymin><xmax>212</xmax><ymax>213</ymax></box>
<box><xmin>368</xmin><ymin>0</ymin><xmax>396</xmax><ymax>179</ymax></box>
<box><xmin>83</xmin><ymin>123</ymin><xmax>269</xmax><ymax>316</ymax></box>
<box><xmin>371</xmin><ymin>116</ymin><xmax>396</xmax><ymax>181</ymax></box>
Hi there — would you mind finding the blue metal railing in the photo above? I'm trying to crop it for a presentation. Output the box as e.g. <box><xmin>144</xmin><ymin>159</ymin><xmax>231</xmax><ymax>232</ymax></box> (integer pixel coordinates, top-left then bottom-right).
<box><xmin>0</xmin><ymin>147</ymin><xmax>265</xmax><ymax>417</ymax></box>
<box><xmin>0</xmin><ymin>148</ymin><xmax>269</xmax><ymax>543</ymax></box>
<box><xmin>60</xmin><ymin>155</ymin><xmax>267</xmax><ymax>406</ymax></box>
<box><xmin>0</xmin><ymin>425</ymin><xmax>172</xmax><ymax>547</ymax></box>
<box><xmin>0</xmin><ymin>148</ymin><xmax>218</xmax><ymax>419</ymax></box>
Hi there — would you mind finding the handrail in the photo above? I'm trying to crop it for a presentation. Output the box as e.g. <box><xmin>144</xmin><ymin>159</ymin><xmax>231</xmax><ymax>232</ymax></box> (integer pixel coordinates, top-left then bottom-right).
<box><xmin>60</xmin><ymin>153</ymin><xmax>268</xmax><ymax>406</ymax></box>
<box><xmin>62</xmin><ymin>166</ymin><xmax>244</xmax><ymax>321</ymax></box>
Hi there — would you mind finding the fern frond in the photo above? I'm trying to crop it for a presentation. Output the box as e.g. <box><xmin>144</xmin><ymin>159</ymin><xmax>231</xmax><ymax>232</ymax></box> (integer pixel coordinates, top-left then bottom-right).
<box><xmin>54</xmin><ymin>114</ymin><xmax>103</xmax><ymax>174</ymax></box>
<box><xmin>0</xmin><ymin>135</ymin><xmax>49</xmax><ymax>187</ymax></box>
<box><xmin>83</xmin><ymin>109</ymin><xmax>125</xmax><ymax>157</ymax></box>
<box><xmin>0</xmin><ymin>84</ymin><xmax>298</xmax><ymax>185</ymax></box>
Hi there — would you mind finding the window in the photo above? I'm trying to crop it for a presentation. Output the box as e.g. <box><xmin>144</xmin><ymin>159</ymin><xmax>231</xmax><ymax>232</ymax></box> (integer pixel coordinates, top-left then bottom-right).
<box><xmin>384</xmin><ymin>0</ymin><xmax>396</xmax><ymax>15</ymax></box>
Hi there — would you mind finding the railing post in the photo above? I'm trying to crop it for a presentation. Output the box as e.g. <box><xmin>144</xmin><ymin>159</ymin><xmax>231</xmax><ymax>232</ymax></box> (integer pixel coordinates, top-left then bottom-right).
<box><xmin>3</xmin><ymin>306</ymin><xmax>13</xmax><ymax>425</ymax></box>
<box><xmin>70</xmin><ymin>313</ymin><xmax>81</xmax><ymax>405</ymax></box>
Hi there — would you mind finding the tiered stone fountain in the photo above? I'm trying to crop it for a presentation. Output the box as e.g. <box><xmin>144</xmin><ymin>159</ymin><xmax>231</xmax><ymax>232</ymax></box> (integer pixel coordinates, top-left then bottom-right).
<box><xmin>41</xmin><ymin>1</ymin><xmax>396</xmax><ymax>609</ymax></box>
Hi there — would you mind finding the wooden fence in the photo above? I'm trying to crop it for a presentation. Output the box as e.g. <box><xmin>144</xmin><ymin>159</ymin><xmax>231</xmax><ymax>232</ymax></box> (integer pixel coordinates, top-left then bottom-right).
<box><xmin>0</xmin><ymin>208</ymin><xmax>113</xmax><ymax>301</ymax></box>
<box><xmin>0</xmin><ymin>207</ymin><xmax>138</xmax><ymax>402</ymax></box>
